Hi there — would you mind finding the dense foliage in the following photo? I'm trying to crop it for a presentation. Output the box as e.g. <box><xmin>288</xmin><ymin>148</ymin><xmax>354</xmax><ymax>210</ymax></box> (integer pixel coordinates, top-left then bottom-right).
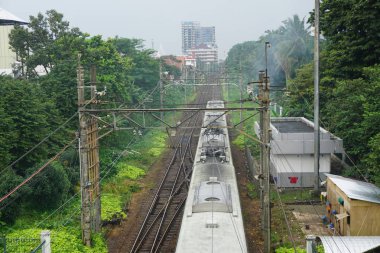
<box><xmin>0</xmin><ymin>9</ymin><xmax>179</xmax><ymax>226</ymax></box>
<box><xmin>225</xmin><ymin>15</ymin><xmax>313</xmax><ymax>86</ymax></box>
<box><xmin>285</xmin><ymin>0</ymin><xmax>380</xmax><ymax>185</ymax></box>
<box><xmin>225</xmin><ymin>1</ymin><xmax>380</xmax><ymax>185</ymax></box>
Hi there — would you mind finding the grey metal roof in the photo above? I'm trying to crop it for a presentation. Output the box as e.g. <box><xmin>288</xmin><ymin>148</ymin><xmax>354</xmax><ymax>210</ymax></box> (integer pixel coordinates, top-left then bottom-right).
<box><xmin>192</xmin><ymin>181</ymin><xmax>232</xmax><ymax>213</ymax></box>
<box><xmin>326</xmin><ymin>173</ymin><xmax>380</xmax><ymax>204</ymax></box>
<box><xmin>318</xmin><ymin>236</ymin><xmax>380</xmax><ymax>253</ymax></box>
<box><xmin>272</xmin><ymin>120</ymin><xmax>314</xmax><ymax>133</ymax></box>
<box><xmin>0</xmin><ymin>8</ymin><xmax>28</xmax><ymax>25</ymax></box>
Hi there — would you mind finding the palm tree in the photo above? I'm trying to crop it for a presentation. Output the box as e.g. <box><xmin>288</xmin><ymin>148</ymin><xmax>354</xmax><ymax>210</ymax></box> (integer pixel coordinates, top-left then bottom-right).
<box><xmin>274</xmin><ymin>15</ymin><xmax>313</xmax><ymax>87</ymax></box>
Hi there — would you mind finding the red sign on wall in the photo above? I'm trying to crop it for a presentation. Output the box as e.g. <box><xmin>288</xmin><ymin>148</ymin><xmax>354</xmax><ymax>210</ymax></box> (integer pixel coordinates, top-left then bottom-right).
<box><xmin>288</xmin><ymin>177</ymin><xmax>299</xmax><ymax>184</ymax></box>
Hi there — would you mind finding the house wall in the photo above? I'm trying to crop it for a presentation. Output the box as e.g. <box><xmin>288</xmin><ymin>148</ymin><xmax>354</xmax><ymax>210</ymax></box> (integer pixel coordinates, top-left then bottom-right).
<box><xmin>0</xmin><ymin>25</ymin><xmax>16</xmax><ymax>73</ymax></box>
<box><xmin>350</xmin><ymin>200</ymin><xmax>380</xmax><ymax>236</ymax></box>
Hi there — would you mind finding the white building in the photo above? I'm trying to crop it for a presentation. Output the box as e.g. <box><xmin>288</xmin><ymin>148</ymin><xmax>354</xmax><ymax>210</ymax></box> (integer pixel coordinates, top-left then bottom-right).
<box><xmin>187</xmin><ymin>44</ymin><xmax>218</xmax><ymax>63</ymax></box>
<box><xmin>254</xmin><ymin>117</ymin><xmax>344</xmax><ymax>188</ymax></box>
<box><xmin>0</xmin><ymin>8</ymin><xmax>28</xmax><ymax>75</ymax></box>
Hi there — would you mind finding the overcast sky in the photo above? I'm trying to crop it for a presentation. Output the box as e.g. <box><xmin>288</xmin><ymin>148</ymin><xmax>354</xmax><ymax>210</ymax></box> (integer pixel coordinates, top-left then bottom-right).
<box><xmin>1</xmin><ymin>0</ymin><xmax>314</xmax><ymax>59</ymax></box>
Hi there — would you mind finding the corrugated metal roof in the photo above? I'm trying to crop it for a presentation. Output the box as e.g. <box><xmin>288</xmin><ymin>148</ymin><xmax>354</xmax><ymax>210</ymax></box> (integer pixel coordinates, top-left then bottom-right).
<box><xmin>318</xmin><ymin>236</ymin><xmax>380</xmax><ymax>253</ymax></box>
<box><xmin>326</xmin><ymin>173</ymin><xmax>380</xmax><ymax>204</ymax></box>
<box><xmin>0</xmin><ymin>8</ymin><xmax>28</xmax><ymax>25</ymax></box>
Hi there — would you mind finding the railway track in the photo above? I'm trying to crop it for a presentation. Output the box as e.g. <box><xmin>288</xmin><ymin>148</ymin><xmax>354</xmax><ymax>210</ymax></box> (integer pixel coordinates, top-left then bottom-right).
<box><xmin>118</xmin><ymin>85</ymin><xmax>220</xmax><ymax>253</ymax></box>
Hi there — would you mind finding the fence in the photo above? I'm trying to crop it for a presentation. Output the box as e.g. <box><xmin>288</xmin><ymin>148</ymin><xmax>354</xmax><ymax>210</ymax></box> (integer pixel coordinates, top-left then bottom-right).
<box><xmin>270</xmin><ymin>102</ymin><xmax>283</xmax><ymax>116</ymax></box>
<box><xmin>1</xmin><ymin>231</ymin><xmax>50</xmax><ymax>253</ymax></box>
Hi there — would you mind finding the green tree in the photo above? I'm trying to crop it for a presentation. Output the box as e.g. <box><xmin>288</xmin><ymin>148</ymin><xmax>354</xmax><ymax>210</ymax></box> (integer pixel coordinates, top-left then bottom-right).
<box><xmin>25</xmin><ymin>162</ymin><xmax>70</xmax><ymax>210</ymax></box>
<box><xmin>111</xmin><ymin>37</ymin><xmax>159</xmax><ymax>92</ymax></box>
<box><xmin>319</xmin><ymin>0</ymin><xmax>380</xmax><ymax>79</ymax></box>
<box><xmin>9</xmin><ymin>10</ymin><xmax>86</xmax><ymax>78</ymax></box>
<box><xmin>274</xmin><ymin>15</ymin><xmax>313</xmax><ymax>86</ymax></box>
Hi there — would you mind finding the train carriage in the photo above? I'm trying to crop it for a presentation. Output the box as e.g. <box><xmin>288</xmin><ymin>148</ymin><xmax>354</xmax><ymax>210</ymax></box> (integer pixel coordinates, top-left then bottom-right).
<box><xmin>176</xmin><ymin>100</ymin><xmax>248</xmax><ymax>253</ymax></box>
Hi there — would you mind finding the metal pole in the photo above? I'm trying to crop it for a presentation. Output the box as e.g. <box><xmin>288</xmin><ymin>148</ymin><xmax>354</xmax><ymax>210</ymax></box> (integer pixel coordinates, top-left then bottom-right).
<box><xmin>258</xmin><ymin>71</ymin><xmax>265</xmax><ymax>214</ymax></box>
<box><xmin>239</xmin><ymin>63</ymin><xmax>243</xmax><ymax>129</ymax></box>
<box><xmin>314</xmin><ymin>0</ymin><xmax>320</xmax><ymax>193</ymax></box>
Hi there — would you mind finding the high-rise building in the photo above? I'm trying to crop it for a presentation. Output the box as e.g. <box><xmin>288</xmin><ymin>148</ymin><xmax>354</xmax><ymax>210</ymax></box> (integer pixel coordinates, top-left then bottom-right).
<box><xmin>181</xmin><ymin>21</ymin><xmax>200</xmax><ymax>55</ymax></box>
<box><xmin>198</xmin><ymin>26</ymin><xmax>215</xmax><ymax>46</ymax></box>
<box><xmin>181</xmin><ymin>21</ymin><xmax>217</xmax><ymax>63</ymax></box>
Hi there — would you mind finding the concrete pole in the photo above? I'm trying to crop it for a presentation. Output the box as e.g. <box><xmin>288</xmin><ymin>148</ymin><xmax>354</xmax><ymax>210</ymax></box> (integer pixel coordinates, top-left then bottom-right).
<box><xmin>306</xmin><ymin>235</ymin><xmax>317</xmax><ymax>253</ymax></box>
<box><xmin>77</xmin><ymin>60</ymin><xmax>91</xmax><ymax>246</ymax></box>
<box><xmin>40</xmin><ymin>230</ymin><xmax>51</xmax><ymax>253</ymax></box>
<box><xmin>262</xmin><ymin>74</ymin><xmax>271</xmax><ymax>253</ymax></box>
<box><xmin>90</xmin><ymin>66</ymin><xmax>101</xmax><ymax>233</ymax></box>
<box><xmin>314</xmin><ymin>0</ymin><xmax>320</xmax><ymax>193</ymax></box>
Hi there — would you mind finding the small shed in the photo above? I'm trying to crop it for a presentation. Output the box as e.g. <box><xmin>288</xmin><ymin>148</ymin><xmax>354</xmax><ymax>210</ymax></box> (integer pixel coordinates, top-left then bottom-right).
<box><xmin>254</xmin><ymin>117</ymin><xmax>344</xmax><ymax>187</ymax></box>
<box><xmin>316</xmin><ymin>236</ymin><xmax>380</xmax><ymax>253</ymax></box>
<box><xmin>325</xmin><ymin>174</ymin><xmax>380</xmax><ymax>236</ymax></box>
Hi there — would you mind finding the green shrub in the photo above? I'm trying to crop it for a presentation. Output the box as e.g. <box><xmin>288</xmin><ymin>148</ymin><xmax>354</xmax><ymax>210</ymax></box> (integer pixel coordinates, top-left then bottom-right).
<box><xmin>101</xmin><ymin>194</ymin><xmax>127</xmax><ymax>221</ymax></box>
<box><xmin>116</xmin><ymin>163</ymin><xmax>145</xmax><ymax>180</ymax></box>
<box><xmin>232</xmin><ymin>134</ymin><xmax>245</xmax><ymax>149</ymax></box>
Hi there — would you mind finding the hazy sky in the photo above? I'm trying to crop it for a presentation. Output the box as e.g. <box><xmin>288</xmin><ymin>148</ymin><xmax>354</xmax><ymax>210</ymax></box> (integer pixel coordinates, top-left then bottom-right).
<box><xmin>1</xmin><ymin>0</ymin><xmax>314</xmax><ymax>59</ymax></box>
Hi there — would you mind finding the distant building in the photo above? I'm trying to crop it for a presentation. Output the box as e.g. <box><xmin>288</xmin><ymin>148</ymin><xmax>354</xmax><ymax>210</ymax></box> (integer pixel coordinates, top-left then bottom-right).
<box><xmin>182</xmin><ymin>21</ymin><xmax>200</xmax><ymax>55</ymax></box>
<box><xmin>197</xmin><ymin>26</ymin><xmax>215</xmax><ymax>46</ymax></box>
<box><xmin>325</xmin><ymin>174</ymin><xmax>380</xmax><ymax>236</ymax></box>
<box><xmin>181</xmin><ymin>21</ymin><xmax>217</xmax><ymax>63</ymax></box>
<box><xmin>187</xmin><ymin>44</ymin><xmax>218</xmax><ymax>63</ymax></box>
<box><xmin>0</xmin><ymin>8</ymin><xmax>28</xmax><ymax>75</ymax></box>
<box><xmin>254</xmin><ymin>117</ymin><xmax>344</xmax><ymax>188</ymax></box>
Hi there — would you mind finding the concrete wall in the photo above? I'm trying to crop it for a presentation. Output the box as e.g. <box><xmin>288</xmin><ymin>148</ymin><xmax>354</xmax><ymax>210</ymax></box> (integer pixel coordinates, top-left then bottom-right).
<box><xmin>271</xmin><ymin>154</ymin><xmax>330</xmax><ymax>187</ymax></box>
<box><xmin>0</xmin><ymin>25</ymin><xmax>16</xmax><ymax>74</ymax></box>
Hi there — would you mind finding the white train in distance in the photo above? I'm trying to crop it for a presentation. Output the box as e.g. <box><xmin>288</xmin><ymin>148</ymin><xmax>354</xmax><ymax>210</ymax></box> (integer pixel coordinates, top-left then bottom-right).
<box><xmin>176</xmin><ymin>100</ymin><xmax>248</xmax><ymax>253</ymax></box>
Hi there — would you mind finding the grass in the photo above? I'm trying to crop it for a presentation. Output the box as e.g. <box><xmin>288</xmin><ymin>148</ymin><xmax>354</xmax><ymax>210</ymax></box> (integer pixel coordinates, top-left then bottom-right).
<box><xmin>247</xmin><ymin>182</ymin><xmax>258</xmax><ymax>199</ymax></box>
<box><xmin>270</xmin><ymin>187</ymin><xmax>321</xmax><ymax>250</ymax></box>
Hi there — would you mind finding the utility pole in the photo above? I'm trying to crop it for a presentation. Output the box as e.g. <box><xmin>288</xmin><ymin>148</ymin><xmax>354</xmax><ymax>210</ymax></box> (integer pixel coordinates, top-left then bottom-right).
<box><xmin>159</xmin><ymin>61</ymin><xmax>164</xmax><ymax>123</ymax></box>
<box><xmin>239</xmin><ymin>62</ymin><xmax>243</xmax><ymax>129</ymax></box>
<box><xmin>263</xmin><ymin>41</ymin><xmax>271</xmax><ymax>253</ymax></box>
<box><xmin>262</xmin><ymin>73</ymin><xmax>271</xmax><ymax>253</ymax></box>
<box><xmin>90</xmin><ymin>66</ymin><xmax>101</xmax><ymax>233</ymax></box>
<box><xmin>313</xmin><ymin>0</ymin><xmax>320</xmax><ymax>193</ymax></box>
<box><xmin>258</xmin><ymin>70</ymin><xmax>265</xmax><ymax>214</ymax></box>
<box><xmin>78</xmin><ymin>58</ymin><xmax>101</xmax><ymax>246</ymax></box>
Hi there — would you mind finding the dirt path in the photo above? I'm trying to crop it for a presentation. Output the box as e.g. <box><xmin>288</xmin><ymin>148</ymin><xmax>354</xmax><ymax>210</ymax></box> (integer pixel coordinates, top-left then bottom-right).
<box><xmin>230</xmin><ymin>131</ymin><xmax>264</xmax><ymax>253</ymax></box>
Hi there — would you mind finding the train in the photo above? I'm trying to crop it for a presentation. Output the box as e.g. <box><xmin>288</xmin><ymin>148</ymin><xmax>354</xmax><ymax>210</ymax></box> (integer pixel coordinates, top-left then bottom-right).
<box><xmin>176</xmin><ymin>100</ymin><xmax>248</xmax><ymax>253</ymax></box>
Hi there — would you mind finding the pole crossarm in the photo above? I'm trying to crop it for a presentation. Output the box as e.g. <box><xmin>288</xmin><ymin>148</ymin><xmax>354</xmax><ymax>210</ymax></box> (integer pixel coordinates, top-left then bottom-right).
<box><xmin>80</xmin><ymin>107</ymin><xmax>261</xmax><ymax>113</ymax></box>
<box><xmin>122</xmin><ymin>114</ymin><xmax>145</xmax><ymax>129</ymax></box>
<box><xmin>150</xmin><ymin>113</ymin><xmax>174</xmax><ymax>128</ymax></box>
